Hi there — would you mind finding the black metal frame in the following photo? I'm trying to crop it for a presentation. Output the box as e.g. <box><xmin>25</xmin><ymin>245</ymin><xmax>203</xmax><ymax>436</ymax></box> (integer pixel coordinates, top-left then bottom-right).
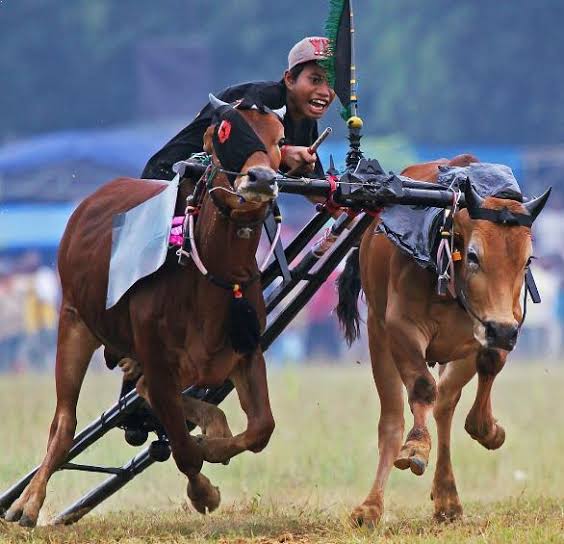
<box><xmin>0</xmin><ymin>165</ymin><xmax>465</xmax><ymax>525</ymax></box>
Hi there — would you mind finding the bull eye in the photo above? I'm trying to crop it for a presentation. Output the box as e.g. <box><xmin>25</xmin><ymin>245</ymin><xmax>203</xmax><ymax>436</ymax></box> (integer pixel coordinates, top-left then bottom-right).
<box><xmin>466</xmin><ymin>249</ymin><xmax>480</xmax><ymax>270</ymax></box>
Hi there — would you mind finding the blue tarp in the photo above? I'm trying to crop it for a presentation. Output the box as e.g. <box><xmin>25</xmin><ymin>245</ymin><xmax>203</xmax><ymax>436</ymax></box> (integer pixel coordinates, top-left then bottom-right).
<box><xmin>0</xmin><ymin>126</ymin><xmax>179</xmax><ymax>176</ymax></box>
<box><xmin>0</xmin><ymin>203</ymin><xmax>76</xmax><ymax>250</ymax></box>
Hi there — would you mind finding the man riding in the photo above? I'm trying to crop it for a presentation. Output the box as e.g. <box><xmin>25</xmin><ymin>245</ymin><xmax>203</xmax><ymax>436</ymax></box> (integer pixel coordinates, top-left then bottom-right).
<box><xmin>141</xmin><ymin>37</ymin><xmax>336</xmax><ymax>181</ymax></box>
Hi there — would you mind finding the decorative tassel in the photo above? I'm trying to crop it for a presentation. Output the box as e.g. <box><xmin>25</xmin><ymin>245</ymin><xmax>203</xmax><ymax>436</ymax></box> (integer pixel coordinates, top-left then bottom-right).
<box><xmin>228</xmin><ymin>284</ymin><xmax>261</xmax><ymax>354</ymax></box>
<box><xmin>320</xmin><ymin>0</ymin><xmax>346</xmax><ymax>88</ymax></box>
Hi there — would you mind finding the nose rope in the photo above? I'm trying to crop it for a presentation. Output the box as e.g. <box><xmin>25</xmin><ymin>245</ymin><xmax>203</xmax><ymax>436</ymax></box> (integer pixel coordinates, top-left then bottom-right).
<box><xmin>208</xmin><ymin>185</ymin><xmax>240</xmax><ymax>197</ymax></box>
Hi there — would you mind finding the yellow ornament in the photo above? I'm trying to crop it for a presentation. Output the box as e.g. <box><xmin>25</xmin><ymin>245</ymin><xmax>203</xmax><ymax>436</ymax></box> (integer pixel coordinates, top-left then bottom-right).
<box><xmin>347</xmin><ymin>116</ymin><xmax>363</xmax><ymax>129</ymax></box>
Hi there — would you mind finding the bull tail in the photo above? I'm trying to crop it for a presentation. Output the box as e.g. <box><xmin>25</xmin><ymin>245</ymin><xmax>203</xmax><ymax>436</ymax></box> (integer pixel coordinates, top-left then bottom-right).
<box><xmin>336</xmin><ymin>247</ymin><xmax>362</xmax><ymax>345</ymax></box>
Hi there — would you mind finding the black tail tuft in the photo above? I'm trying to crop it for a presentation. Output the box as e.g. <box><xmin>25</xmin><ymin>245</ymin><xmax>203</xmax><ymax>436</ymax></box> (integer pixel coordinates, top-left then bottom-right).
<box><xmin>336</xmin><ymin>247</ymin><xmax>362</xmax><ymax>345</ymax></box>
<box><xmin>229</xmin><ymin>295</ymin><xmax>261</xmax><ymax>355</ymax></box>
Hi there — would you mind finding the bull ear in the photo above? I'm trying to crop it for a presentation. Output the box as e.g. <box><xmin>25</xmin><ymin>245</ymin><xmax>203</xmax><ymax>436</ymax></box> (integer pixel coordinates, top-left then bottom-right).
<box><xmin>523</xmin><ymin>187</ymin><xmax>552</xmax><ymax>222</ymax></box>
<box><xmin>271</xmin><ymin>106</ymin><xmax>286</xmax><ymax>120</ymax></box>
<box><xmin>464</xmin><ymin>178</ymin><xmax>485</xmax><ymax>211</ymax></box>
<box><xmin>208</xmin><ymin>93</ymin><xmax>230</xmax><ymax>111</ymax></box>
<box><xmin>203</xmin><ymin>126</ymin><xmax>214</xmax><ymax>154</ymax></box>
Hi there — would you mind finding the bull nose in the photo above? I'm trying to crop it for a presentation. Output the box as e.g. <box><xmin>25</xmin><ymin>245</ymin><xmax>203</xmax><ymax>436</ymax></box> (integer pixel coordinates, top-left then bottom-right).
<box><xmin>243</xmin><ymin>166</ymin><xmax>277</xmax><ymax>198</ymax></box>
<box><xmin>485</xmin><ymin>321</ymin><xmax>519</xmax><ymax>351</ymax></box>
<box><xmin>247</xmin><ymin>166</ymin><xmax>276</xmax><ymax>186</ymax></box>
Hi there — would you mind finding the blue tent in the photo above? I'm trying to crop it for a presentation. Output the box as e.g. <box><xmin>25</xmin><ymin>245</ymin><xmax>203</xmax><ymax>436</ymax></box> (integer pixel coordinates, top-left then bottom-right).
<box><xmin>0</xmin><ymin>126</ymin><xmax>177</xmax><ymax>176</ymax></box>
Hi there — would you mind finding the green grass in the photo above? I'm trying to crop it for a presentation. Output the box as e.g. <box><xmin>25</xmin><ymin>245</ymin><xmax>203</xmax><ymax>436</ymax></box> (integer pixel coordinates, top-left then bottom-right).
<box><xmin>1</xmin><ymin>362</ymin><xmax>563</xmax><ymax>542</ymax></box>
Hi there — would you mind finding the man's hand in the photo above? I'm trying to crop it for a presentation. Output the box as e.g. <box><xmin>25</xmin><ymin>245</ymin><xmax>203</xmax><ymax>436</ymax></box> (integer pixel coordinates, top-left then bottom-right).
<box><xmin>281</xmin><ymin>145</ymin><xmax>317</xmax><ymax>175</ymax></box>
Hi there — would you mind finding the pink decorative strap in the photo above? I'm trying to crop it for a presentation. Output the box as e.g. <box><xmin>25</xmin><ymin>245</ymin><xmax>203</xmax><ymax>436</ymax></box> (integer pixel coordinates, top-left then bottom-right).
<box><xmin>169</xmin><ymin>216</ymin><xmax>185</xmax><ymax>246</ymax></box>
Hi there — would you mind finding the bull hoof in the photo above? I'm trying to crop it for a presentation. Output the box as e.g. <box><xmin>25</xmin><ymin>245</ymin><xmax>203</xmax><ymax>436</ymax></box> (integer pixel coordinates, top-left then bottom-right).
<box><xmin>187</xmin><ymin>474</ymin><xmax>221</xmax><ymax>515</ymax></box>
<box><xmin>19</xmin><ymin>514</ymin><xmax>37</xmax><ymax>528</ymax></box>
<box><xmin>350</xmin><ymin>502</ymin><xmax>382</xmax><ymax>528</ymax></box>
<box><xmin>195</xmin><ymin>435</ymin><xmax>231</xmax><ymax>465</ymax></box>
<box><xmin>4</xmin><ymin>507</ymin><xmax>23</xmax><ymax>523</ymax></box>
<box><xmin>431</xmin><ymin>480</ymin><xmax>463</xmax><ymax>522</ymax></box>
<box><xmin>465</xmin><ymin>420</ymin><xmax>506</xmax><ymax>450</ymax></box>
<box><xmin>433</xmin><ymin>502</ymin><xmax>463</xmax><ymax>523</ymax></box>
<box><xmin>394</xmin><ymin>451</ymin><xmax>428</xmax><ymax>475</ymax></box>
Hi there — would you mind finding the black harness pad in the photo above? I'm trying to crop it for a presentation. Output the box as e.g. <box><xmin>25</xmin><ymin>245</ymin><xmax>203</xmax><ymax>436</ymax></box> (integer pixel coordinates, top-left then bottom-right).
<box><xmin>211</xmin><ymin>105</ymin><xmax>267</xmax><ymax>175</ymax></box>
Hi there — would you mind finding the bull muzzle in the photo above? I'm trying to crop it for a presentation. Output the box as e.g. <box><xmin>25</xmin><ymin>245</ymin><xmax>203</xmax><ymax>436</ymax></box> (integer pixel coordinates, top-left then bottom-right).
<box><xmin>484</xmin><ymin>321</ymin><xmax>519</xmax><ymax>351</ymax></box>
<box><xmin>237</xmin><ymin>166</ymin><xmax>278</xmax><ymax>202</ymax></box>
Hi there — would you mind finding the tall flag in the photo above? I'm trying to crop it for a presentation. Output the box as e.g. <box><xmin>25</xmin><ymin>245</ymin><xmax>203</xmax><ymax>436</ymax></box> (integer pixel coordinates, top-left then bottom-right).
<box><xmin>321</xmin><ymin>0</ymin><xmax>356</xmax><ymax>120</ymax></box>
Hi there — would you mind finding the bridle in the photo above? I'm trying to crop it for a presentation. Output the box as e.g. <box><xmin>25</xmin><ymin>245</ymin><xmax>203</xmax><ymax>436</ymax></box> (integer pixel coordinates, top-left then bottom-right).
<box><xmin>201</xmin><ymin>162</ymin><xmax>276</xmax><ymax>229</ymax></box>
<box><xmin>176</xmin><ymin>106</ymin><xmax>282</xmax><ymax>297</ymax></box>
<box><xmin>452</xmin><ymin>207</ymin><xmax>531</xmax><ymax>331</ymax></box>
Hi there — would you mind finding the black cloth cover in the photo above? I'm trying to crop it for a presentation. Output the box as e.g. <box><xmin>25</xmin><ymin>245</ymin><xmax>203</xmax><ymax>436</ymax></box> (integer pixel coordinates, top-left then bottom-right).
<box><xmin>377</xmin><ymin>162</ymin><xmax>523</xmax><ymax>272</ymax></box>
<box><xmin>211</xmin><ymin>105</ymin><xmax>267</xmax><ymax>175</ymax></box>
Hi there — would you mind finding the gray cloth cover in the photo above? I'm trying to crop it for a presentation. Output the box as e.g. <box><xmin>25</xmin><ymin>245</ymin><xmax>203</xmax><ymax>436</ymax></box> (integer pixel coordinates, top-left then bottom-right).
<box><xmin>106</xmin><ymin>175</ymin><xmax>179</xmax><ymax>308</ymax></box>
<box><xmin>377</xmin><ymin>163</ymin><xmax>523</xmax><ymax>272</ymax></box>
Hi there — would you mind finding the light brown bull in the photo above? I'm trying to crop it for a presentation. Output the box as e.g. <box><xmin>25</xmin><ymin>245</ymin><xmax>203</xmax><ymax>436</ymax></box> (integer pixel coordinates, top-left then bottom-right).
<box><xmin>337</xmin><ymin>154</ymin><xmax>550</xmax><ymax>525</ymax></box>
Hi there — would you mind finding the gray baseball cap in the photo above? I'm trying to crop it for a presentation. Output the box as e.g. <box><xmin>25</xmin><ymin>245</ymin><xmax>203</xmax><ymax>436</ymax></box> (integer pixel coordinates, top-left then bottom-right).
<box><xmin>288</xmin><ymin>37</ymin><xmax>332</xmax><ymax>70</ymax></box>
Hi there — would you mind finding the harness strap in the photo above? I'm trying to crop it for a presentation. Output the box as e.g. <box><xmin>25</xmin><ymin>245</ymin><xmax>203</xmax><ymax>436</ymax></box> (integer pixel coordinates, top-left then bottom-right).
<box><xmin>455</xmin><ymin>275</ymin><xmax>529</xmax><ymax>330</ymax></box>
<box><xmin>468</xmin><ymin>207</ymin><xmax>533</xmax><ymax>227</ymax></box>
<box><xmin>186</xmin><ymin>212</ymin><xmax>260</xmax><ymax>292</ymax></box>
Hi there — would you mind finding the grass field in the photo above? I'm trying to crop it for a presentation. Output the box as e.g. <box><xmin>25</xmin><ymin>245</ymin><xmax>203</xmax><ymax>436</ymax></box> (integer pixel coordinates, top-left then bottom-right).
<box><xmin>1</xmin><ymin>361</ymin><xmax>563</xmax><ymax>542</ymax></box>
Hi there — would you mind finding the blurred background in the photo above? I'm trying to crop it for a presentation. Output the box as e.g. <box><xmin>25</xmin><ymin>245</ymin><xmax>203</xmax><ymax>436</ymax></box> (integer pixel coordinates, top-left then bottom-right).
<box><xmin>0</xmin><ymin>0</ymin><xmax>563</xmax><ymax>372</ymax></box>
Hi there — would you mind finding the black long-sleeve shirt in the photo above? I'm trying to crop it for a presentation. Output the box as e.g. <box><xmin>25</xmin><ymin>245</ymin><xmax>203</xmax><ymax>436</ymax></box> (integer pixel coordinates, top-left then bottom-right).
<box><xmin>141</xmin><ymin>80</ymin><xmax>323</xmax><ymax>180</ymax></box>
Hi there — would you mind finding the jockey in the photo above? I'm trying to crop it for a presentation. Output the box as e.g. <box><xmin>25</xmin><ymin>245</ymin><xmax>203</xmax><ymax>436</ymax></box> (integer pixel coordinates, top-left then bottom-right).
<box><xmin>141</xmin><ymin>37</ymin><xmax>336</xmax><ymax>181</ymax></box>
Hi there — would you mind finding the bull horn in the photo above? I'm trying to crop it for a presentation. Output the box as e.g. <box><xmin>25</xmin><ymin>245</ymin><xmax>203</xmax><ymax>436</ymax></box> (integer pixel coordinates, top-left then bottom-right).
<box><xmin>464</xmin><ymin>178</ymin><xmax>485</xmax><ymax>211</ymax></box>
<box><xmin>208</xmin><ymin>93</ymin><xmax>230</xmax><ymax>110</ymax></box>
<box><xmin>523</xmin><ymin>187</ymin><xmax>552</xmax><ymax>222</ymax></box>
<box><xmin>271</xmin><ymin>106</ymin><xmax>286</xmax><ymax>120</ymax></box>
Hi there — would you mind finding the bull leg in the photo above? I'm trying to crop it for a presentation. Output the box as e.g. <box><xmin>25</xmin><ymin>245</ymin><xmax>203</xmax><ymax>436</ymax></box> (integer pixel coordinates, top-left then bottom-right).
<box><xmin>350</xmin><ymin>311</ymin><xmax>404</xmax><ymax>527</ymax></box>
<box><xmin>389</xmin><ymin>323</ymin><xmax>436</xmax><ymax>476</ymax></box>
<box><xmin>138</xmin><ymin>358</ymin><xmax>220</xmax><ymax>515</ymax></box>
<box><xmin>195</xmin><ymin>350</ymin><xmax>275</xmax><ymax>464</ymax></box>
<box><xmin>182</xmin><ymin>397</ymin><xmax>233</xmax><ymax>440</ymax></box>
<box><xmin>3</xmin><ymin>305</ymin><xmax>99</xmax><ymax>527</ymax></box>
<box><xmin>464</xmin><ymin>348</ymin><xmax>507</xmax><ymax>450</ymax></box>
<box><xmin>136</xmin><ymin>376</ymin><xmax>233</xmax><ymax>441</ymax></box>
<box><xmin>431</xmin><ymin>356</ymin><xmax>476</xmax><ymax>521</ymax></box>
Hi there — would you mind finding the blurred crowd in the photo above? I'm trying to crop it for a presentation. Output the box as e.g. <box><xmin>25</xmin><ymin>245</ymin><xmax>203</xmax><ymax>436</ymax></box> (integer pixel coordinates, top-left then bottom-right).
<box><xmin>0</xmin><ymin>246</ymin><xmax>349</xmax><ymax>372</ymax></box>
<box><xmin>0</xmin><ymin>251</ymin><xmax>59</xmax><ymax>372</ymax></box>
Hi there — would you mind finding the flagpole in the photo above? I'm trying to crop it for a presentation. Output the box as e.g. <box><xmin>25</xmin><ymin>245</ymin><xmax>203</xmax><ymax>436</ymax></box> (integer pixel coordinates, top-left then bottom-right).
<box><xmin>345</xmin><ymin>0</ymin><xmax>364</xmax><ymax>171</ymax></box>
<box><xmin>349</xmin><ymin>0</ymin><xmax>358</xmax><ymax>118</ymax></box>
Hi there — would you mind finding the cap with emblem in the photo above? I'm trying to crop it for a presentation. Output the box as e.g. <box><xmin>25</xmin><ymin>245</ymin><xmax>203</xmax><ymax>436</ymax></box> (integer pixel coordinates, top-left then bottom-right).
<box><xmin>288</xmin><ymin>36</ymin><xmax>332</xmax><ymax>70</ymax></box>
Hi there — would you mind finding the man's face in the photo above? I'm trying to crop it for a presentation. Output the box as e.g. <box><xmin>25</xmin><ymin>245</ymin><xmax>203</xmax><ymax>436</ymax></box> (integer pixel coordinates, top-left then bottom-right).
<box><xmin>284</xmin><ymin>63</ymin><xmax>336</xmax><ymax>120</ymax></box>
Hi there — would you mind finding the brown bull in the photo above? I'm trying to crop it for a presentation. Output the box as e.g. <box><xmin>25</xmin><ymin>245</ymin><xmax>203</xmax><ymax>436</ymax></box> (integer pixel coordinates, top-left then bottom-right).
<box><xmin>337</xmin><ymin>154</ymin><xmax>550</xmax><ymax>525</ymax></box>
<box><xmin>3</xmin><ymin>100</ymin><xmax>285</xmax><ymax>527</ymax></box>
